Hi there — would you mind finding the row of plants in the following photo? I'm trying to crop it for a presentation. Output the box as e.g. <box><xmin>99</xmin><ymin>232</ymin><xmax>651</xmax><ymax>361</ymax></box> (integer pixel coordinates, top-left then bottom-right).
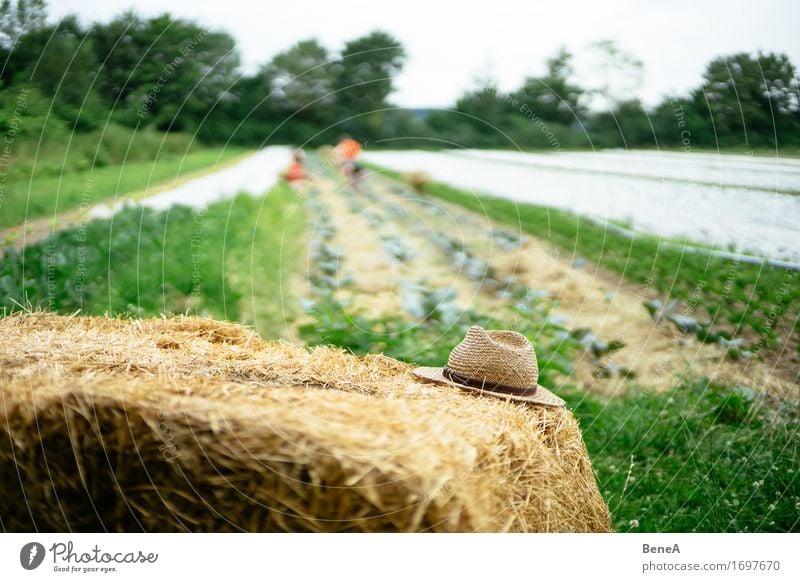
<box><xmin>302</xmin><ymin>168</ymin><xmax>799</xmax><ymax>534</ymax></box>
<box><xmin>366</xmin><ymin>165</ymin><xmax>800</xmax><ymax>361</ymax></box>
<box><xmin>0</xmin><ymin>183</ymin><xmax>305</xmax><ymax>334</ymax></box>
<box><xmin>358</xmin><ymin>177</ymin><xmax>641</xmax><ymax>379</ymax></box>
<box><xmin>300</xmin><ymin>165</ymin><xmax>583</xmax><ymax>378</ymax></box>
<box><xmin>1</xmin><ymin>145</ymin><xmax>249</xmax><ymax>230</ymax></box>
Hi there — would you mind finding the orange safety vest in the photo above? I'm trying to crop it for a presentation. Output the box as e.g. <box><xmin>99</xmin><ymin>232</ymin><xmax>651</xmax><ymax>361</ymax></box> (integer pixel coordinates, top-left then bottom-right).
<box><xmin>338</xmin><ymin>138</ymin><xmax>362</xmax><ymax>160</ymax></box>
<box><xmin>282</xmin><ymin>162</ymin><xmax>307</xmax><ymax>182</ymax></box>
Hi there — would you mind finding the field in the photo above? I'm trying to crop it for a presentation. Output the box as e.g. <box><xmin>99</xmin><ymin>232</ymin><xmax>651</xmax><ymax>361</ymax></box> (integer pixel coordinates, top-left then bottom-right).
<box><xmin>1</xmin><ymin>181</ymin><xmax>304</xmax><ymax>335</ymax></box>
<box><xmin>364</xmin><ymin>150</ymin><xmax>800</xmax><ymax>263</ymax></box>
<box><xmin>363</xmin><ymin>156</ymin><xmax>800</xmax><ymax>365</ymax></box>
<box><xmin>1</xmin><ymin>149</ymin><xmax>797</xmax><ymax>532</ymax></box>
<box><xmin>0</xmin><ymin>124</ymin><xmax>249</xmax><ymax>233</ymax></box>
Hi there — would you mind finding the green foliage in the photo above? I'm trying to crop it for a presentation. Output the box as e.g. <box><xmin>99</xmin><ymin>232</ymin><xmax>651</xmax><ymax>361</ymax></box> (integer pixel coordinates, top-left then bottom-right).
<box><xmin>567</xmin><ymin>380</ymin><xmax>799</xmax><ymax>532</ymax></box>
<box><xmin>370</xmin><ymin>168</ymin><xmax>799</xmax><ymax>356</ymax></box>
<box><xmin>588</xmin><ymin>100</ymin><xmax>654</xmax><ymax>148</ymax></box>
<box><xmin>331</xmin><ymin>30</ymin><xmax>406</xmax><ymax>135</ymax></box>
<box><xmin>0</xmin><ymin>84</ymin><xmax>67</xmax><ymax>147</ymax></box>
<box><xmin>0</xmin><ymin>183</ymin><xmax>305</xmax><ymax>333</ymax></box>
<box><xmin>513</xmin><ymin>47</ymin><xmax>586</xmax><ymax>126</ymax></box>
<box><xmin>90</xmin><ymin>12</ymin><xmax>240</xmax><ymax>131</ymax></box>
<box><xmin>2</xmin><ymin>1</ymin><xmax>796</xmax><ymax>149</ymax></box>
<box><xmin>0</xmin><ymin>131</ymin><xmax>244</xmax><ymax>228</ymax></box>
<box><xmin>1</xmin><ymin>3</ymin><xmax>240</xmax><ymax>136</ymax></box>
<box><xmin>2</xmin><ymin>15</ymin><xmax>105</xmax><ymax>130</ymax></box>
<box><xmin>259</xmin><ymin>38</ymin><xmax>336</xmax><ymax>139</ymax></box>
<box><xmin>694</xmin><ymin>52</ymin><xmax>800</xmax><ymax>147</ymax></box>
<box><xmin>0</xmin><ymin>0</ymin><xmax>45</xmax><ymax>48</ymax></box>
<box><xmin>423</xmin><ymin>48</ymin><xmax>800</xmax><ymax>151</ymax></box>
<box><xmin>651</xmin><ymin>96</ymin><xmax>716</xmax><ymax>148</ymax></box>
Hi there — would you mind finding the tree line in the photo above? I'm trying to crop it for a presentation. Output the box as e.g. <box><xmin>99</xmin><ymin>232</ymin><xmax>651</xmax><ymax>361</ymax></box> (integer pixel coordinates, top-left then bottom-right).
<box><xmin>1</xmin><ymin>0</ymin><xmax>798</xmax><ymax>151</ymax></box>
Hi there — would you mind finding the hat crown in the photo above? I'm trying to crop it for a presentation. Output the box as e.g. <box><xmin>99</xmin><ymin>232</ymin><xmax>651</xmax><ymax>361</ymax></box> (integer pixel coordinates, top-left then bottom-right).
<box><xmin>446</xmin><ymin>326</ymin><xmax>538</xmax><ymax>389</ymax></box>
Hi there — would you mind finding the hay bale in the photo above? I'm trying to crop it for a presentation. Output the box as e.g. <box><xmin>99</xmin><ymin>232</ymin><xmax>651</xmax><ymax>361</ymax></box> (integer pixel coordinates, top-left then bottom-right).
<box><xmin>0</xmin><ymin>313</ymin><xmax>610</xmax><ymax>532</ymax></box>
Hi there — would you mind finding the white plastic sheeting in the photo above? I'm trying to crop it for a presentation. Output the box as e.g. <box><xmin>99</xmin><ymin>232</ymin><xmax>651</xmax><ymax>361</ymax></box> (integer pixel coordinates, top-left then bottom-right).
<box><xmin>89</xmin><ymin>146</ymin><xmax>291</xmax><ymax>217</ymax></box>
<box><xmin>364</xmin><ymin>149</ymin><xmax>800</xmax><ymax>262</ymax></box>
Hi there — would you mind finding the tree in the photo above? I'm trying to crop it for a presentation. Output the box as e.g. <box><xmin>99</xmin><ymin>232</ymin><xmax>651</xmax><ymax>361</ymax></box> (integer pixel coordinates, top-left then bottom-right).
<box><xmin>650</xmin><ymin>96</ymin><xmax>715</xmax><ymax>148</ymax></box>
<box><xmin>695</xmin><ymin>52</ymin><xmax>800</xmax><ymax>146</ymax></box>
<box><xmin>0</xmin><ymin>0</ymin><xmax>45</xmax><ymax>50</ymax></box>
<box><xmin>91</xmin><ymin>13</ymin><xmax>239</xmax><ymax>131</ymax></box>
<box><xmin>199</xmin><ymin>72</ymin><xmax>280</xmax><ymax>145</ymax></box>
<box><xmin>3</xmin><ymin>15</ymin><xmax>105</xmax><ymax>130</ymax></box>
<box><xmin>330</xmin><ymin>30</ymin><xmax>406</xmax><ymax>135</ymax></box>
<box><xmin>447</xmin><ymin>78</ymin><xmax>514</xmax><ymax>146</ymax></box>
<box><xmin>261</xmin><ymin>38</ymin><xmax>335</xmax><ymax>139</ymax></box>
<box><xmin>589</xmin><ymin>99</ymin><xmax>654</xmax><ymax>148</ymax></box>
<box><xmin>513</xmin><ymin>47</ymin><xmax>586</xmax><ymax>125</ymax></box>
<box><xmin>579</xmin><ymin>39</ymin><xmax>644</xmax><ymax>109</ymax></box>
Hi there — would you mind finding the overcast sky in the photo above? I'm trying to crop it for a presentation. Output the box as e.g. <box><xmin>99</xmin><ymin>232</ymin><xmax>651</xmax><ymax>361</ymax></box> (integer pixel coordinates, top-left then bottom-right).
<box><xmin>47</xmin><ymin>0</ymin><xmax>800</xmax><ymax>108</ymax></box>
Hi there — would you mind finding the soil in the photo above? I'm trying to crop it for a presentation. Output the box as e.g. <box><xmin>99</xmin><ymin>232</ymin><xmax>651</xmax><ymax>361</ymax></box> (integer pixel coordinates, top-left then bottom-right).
<box><xmin>302</xmin><ymin>168</ymin><xmax>796</xmax><ymax>399</ymax></box>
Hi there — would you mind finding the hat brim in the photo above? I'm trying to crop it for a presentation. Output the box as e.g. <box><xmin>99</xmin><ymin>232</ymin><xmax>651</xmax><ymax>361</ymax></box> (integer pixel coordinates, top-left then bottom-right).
<box><xmin>411</xmin><ymin>367</ymin><xmax>565</xmax><ymax>407</ymax></box>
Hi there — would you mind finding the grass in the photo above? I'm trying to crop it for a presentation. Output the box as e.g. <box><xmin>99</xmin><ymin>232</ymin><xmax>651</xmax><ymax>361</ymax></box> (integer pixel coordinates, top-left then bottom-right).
<box><xmin>2</xmin><ymin>151</ymin><xmax>796</xmax><ymax>532</ymax></box>
<box><xmin>566</xmin><ymin>381</ymin><xmax>799</xmax><ymax>532</ymax></box>
<box><xmin>0</xmin><ymin>147</ymin><xmax>249</xmax><ymax>230</ymax></box>
<box><xmin>0</xmin><ymin>182</ymin><xmax>305</xmax><ymax>335</ymax></box>
<box><xmin>333</xmin><ymin>164</ymin><xmax>798</xmax><ymax>532</ymax></box>
<box><xmin>298</xmin><ymin>290</ymin><xmax>799</xmax><ymax>532</ymax></box>
<box><xmin>367</xmin><ymin>164</ymin><xmax>799</xmax><ymax>360</ymax></box>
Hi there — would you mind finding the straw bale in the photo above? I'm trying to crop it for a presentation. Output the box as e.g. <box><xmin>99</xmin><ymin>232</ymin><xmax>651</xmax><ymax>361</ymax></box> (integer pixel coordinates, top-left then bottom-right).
<box><xmin>0</xmin><ymin>313</ymin><xmax>610</xmax><ymax>532</ymax></box>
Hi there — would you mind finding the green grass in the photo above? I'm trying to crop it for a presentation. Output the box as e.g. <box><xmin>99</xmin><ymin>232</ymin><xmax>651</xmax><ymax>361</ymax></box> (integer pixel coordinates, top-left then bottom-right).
<box><xmin>297</xmin><ymin>291</ymin><xmax>799</xmax><ymax>532</ymax></box>
<box><xmin>565</xmin><ymin>381</ymin><xmax>799</xmax><ymax>532</ymax></box>
<box><xmin>368</xmin><ymin>164</ymin><xmax>799</xmax><ymax>359</ymax></box>
<box><xmin>0</xmin><ymin>182</ymin><xmax>305</xmax><ymax>335</ymax></box>
<box><xmin>341</xmin><ymin>165</ymin><xmax>800</xmax><ymax>532</ymax></box>
<box><xmin>299</xmin><ymin>291</ymin><xmax>800</xmax><ymax>532</ymax></box>
<box><xmin>0</xmin><ymin>146</ymin><xmax>248</xmax><ymax>229</ymax></box>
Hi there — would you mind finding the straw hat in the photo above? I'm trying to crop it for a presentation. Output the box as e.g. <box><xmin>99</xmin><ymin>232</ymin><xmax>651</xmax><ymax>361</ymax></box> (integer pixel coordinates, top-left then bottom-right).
<box><xmin>412</xmin><ymin>326</ymin><xmax>565</xmax><ymax>407</ymax></box>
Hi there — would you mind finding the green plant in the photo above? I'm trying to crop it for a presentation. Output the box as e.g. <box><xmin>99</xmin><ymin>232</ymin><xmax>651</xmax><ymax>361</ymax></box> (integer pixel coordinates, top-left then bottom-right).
<box><xmin>565</xmin><ymin>380</ymin><xmax>799</xmax><ymax>532</ymax></box>
<box><xmin>0</xmin><ymin>137</ymin><xmax>248</xmax><ymax>229</ymax></box>
<box><xmin>368</xmin><ymin>166</ymin><xmax>799</xmax><ymax>359</ymax></box>
<box><xmin>0</xmin><ymin>183</ymin><xmax>304</xmax><ymax>335</ymax></box>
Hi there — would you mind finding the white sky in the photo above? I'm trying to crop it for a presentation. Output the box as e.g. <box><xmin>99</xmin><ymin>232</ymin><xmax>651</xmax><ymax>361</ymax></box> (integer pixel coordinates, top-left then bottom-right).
<box><xmin>47</xmin><ymin>0</ymin><xmax>800</xmax><ymax>108</ymax></box>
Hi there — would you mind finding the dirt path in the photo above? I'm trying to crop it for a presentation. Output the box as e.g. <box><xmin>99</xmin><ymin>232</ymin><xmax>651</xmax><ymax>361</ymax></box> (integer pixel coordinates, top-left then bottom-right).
<box><xmin>302</xmin><ymin>167</ymin><xmax>794</xmax><ymax>399</ymax></box>
<box><xmin>303</xmin><ymin>174</ymin><xmax>484</xmax><ymax>319</ymax></box>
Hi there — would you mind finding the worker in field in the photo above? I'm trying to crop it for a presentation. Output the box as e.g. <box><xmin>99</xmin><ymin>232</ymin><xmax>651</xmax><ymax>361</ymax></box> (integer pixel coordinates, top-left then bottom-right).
<box><xmin>280</xmin><ymin>148</ymin><xmax>308</xmax><ymax>186</ymax></box>
<box><xmin>335</xmin><ymin>135</ymin><xmax>368</xmax><ymax>191</ymax></box>
<box><xmin>335</xmin><ymin>135</ymin><xmax>362</xmax><ymax>180</ymax></box>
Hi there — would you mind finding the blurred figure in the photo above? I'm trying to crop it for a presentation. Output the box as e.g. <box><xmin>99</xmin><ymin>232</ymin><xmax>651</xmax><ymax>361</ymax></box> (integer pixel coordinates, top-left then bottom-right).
<box><xmin>280</xmin><ymin>148</ymin><xmax>308</xmax><ymax>186</ymax></box>
<box><xmin>335</xmin><ymin>135</ymin><xmax>362</xmax><ymax>180</ymax></box>
<box><xmin>349</xmin><ymin>161</ymin><xmax>367</xmax><ymax>192</ymax></box>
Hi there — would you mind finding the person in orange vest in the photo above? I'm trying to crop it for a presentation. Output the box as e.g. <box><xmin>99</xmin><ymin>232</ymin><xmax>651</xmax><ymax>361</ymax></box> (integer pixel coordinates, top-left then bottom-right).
<box><xmin>335</xmin><ymin>135</ymin><xmax>362</xmax><ymax>180</ymax></box>
<box><xmin>280</xmin><ymin>148</ymin><xmax>308</xmax><ymax>185</ymax></box>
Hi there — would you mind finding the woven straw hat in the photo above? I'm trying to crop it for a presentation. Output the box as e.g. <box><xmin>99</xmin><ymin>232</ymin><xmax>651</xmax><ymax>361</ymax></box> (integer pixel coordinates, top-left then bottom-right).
<box><xmin>412</xmin><ymin>326</ymin><xmax>565</xmax><ymax>407</ymax></box>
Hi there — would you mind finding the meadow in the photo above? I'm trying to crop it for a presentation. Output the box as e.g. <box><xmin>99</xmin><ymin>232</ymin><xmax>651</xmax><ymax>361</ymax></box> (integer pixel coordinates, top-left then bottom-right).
<box><xmin>0</xmin><ymin>152</ymin><xmax>797</xmax><ymax>533</ymax></box>
<box><xmin>0</xmin><ymin>124</ymin><xmax>247</xmax><ymax>230</ymax></box>
<box><xmin>0</xmin><ymin>182</ymin><xmax>305</xmax><ymax>335</ymax></box>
